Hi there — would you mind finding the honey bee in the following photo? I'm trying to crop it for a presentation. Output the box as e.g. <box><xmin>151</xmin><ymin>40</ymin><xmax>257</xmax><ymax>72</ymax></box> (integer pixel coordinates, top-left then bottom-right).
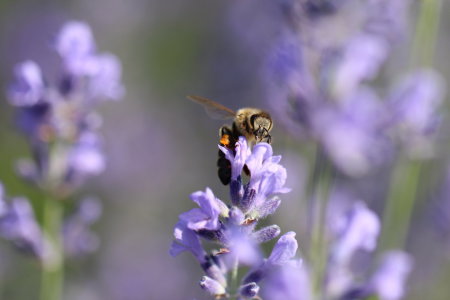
<box><xmin>188</xmin><ymin>95</ymin><xmax>273</xmax><ymax>185</ymax></box>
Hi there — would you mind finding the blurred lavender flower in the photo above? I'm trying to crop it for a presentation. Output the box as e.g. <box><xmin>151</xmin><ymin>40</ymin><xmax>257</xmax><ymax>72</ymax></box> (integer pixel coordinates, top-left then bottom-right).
<box><xmin>56</xmin><ymin>21</ymin><xmax>97</xmax><ymax>77</ymax></box>
<box><xmin>0</xmin><ymin>183</ymin><xmax>45</xmax><ymax>259</ymax></box>
<box><xmin>324</xmin><ymin>200</ymin><xmax>413</xmax><ymax>300</ymax></box>
<box><xmin>262</xmin><ymin>0</ymin><xmax>445</xmax><ymax>177</ymax></box>
<box><xmin>370</xmin><ymin>251</ymin><xmax>413</xmax><ymax>300</ymax></box>
<box><xmin>3</xmin><ymin>20</ymin><xmax>123</xmax><ymax>265</ymax></box>
<box><xmin>387</xmin><ymin>70</ymin><xmax>445</xmax><ymax>158</ymax></box>
<box><xmin>7</xmin><ymin>20</ymin><xmax>124</xmax><ymax>191</ymax></box>
<box><xmin>7</xmin><ymin>61</ymin><xmax>45</xmax><ymax>107</ymax></box>
<box><xmin>263</xmin><ymin>263</ymin><xmax>311</xmax><ymax>300</ymax></box>
<box><xmin>63</xmin><ymin>197</ymin><xmax>102</xmax><ymax>257</ymax></box>
<box><xmin>330</xmin><ymin>201</ymin><xmax>380</xmax><ymax>264</ymax></box>
<box><xmin>171</xmin><ymin>139</ymin><xmax>297</xmax><ymax>299</ymax></box>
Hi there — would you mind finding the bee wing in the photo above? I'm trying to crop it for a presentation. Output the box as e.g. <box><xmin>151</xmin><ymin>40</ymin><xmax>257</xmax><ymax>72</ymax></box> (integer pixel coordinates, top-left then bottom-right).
<box><xmin>187</xmin><ymin>95</ymin><xmax>236</xmax><ymax>120</ymax></box>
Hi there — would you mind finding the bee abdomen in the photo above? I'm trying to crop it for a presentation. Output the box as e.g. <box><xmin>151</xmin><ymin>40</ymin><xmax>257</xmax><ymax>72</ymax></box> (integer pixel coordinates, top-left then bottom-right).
<box><xmin>217</xmin><ymin>150</ymin><xmax>231</xmax><ymax>185</ymax></box>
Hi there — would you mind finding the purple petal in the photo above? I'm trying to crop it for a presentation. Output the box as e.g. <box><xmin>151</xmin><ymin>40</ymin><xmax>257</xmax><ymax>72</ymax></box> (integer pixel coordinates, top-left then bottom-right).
<box><xmin>371</xmin><ymin>251</ymin><xmax>413</xmax><ymax>300</ymax></box>
<box><xmin>256</xmin><ymin>197</ymin><xmax>281</xmax><ymax>218</ymax></box>
<box><xmin>56</xmin><ymin>21</ymin><xmax>95</xmax><ymax>60</ymax></box>
<box><xmin>171</xmin><ymin>221</ymin><xmax>205</xmax><ymax>262</ymax></box>
<box><xmin>251</xmin><ymin>225</ymin><xmax>281</xmax><ymax>243</ymax></box>
<box><xmin>268</xmin><ymin>232</ymin><xmax>298</xmax><ymax>265</ymax></box>
<box><xmin>263</xmin><ymin>263</ymin><xmax>311</xmax><ymax>300</ymax></box>
<box><xmin>88</xmin><ymin>53</ymin><xmax>124</xmax><ymax>100</ymax></box>
<box><xmin>332</xmin><ymin>202</ymin><xmax>380</xmax><ymax>264</ymax></box>
<box><xmin>199</xmin><ymin>276</ymin><xmax>226</xmax><ymax>297</ymax></box>
<box><xmin>8</xmin><ymin>61</ymin><xmax>45</xmax><ymax>106</ymax></box>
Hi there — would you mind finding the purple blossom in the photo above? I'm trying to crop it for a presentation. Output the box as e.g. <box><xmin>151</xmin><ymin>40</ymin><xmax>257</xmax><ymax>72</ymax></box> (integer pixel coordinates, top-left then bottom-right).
<box><xmin>6</xmin><ymin>21</ymin><xmax>124</xmax><ymax>192</ymax></box>
<box><xmin>199</xmin><ymin>276</ymin><xmax>227</xmax><ymax>297</ymax></box>
<box><xmin>314</xmin><ymin>87</ymin><xmax>389</xmax><ymax>176</ymax></box>
<box><xmin>56</xmin><ymin>21</ymin><xmax>97</xmax><ymax>76</ymax></box>
<box><xmin>329</xmin><ymin>34</ymin><xmax>388</xmax><ymax>99</ymax></box>
<box><xmin>242</xmin><ymin>232</ymin><xmax>300</xmax><ymax>285</ymax></box>
<box><xmin>251</xmin><ymin>224</ymin><xmax>281</xmax><ymax>244</ymax></box>
<box><xmin>173</xmin><ymin>136</ymin><xmax>294</xmax><ymax>298</ymax></box>
<box><xmin>268</xmin><ymin>231</ymin><xmax>298</xmax><ymax>266</ymax></box>
<box><xmin>179</xmin><ymin>188</ymin><xmax>226</xmax><ymax>231</ymax></box>
<box><xmin>239</xmin><ymin>282</ymin><xmax>260</xmax><ymax>299</ymax></box>
<box><xmin>8</xmin><ymin>61</ymin><xmax>45</xmax><ymax>107</ymax></box>
<box><xmin>219</xmin><ymin>136</ymin><xmax>250</xmax><ymax>181</ymax></box>
<box><xmin>388</xmin><ymin>70</ymin><xmax>445</xmax><ymax>158</ymax></box>
<box><xmin>169</xmin><ymin>221</ymin><xmax>206</xmax><ymax>263</ymax></box>
<box><xmin>68</xmin><ymin>131</ymin><xmax>106</xmax><ymax>178</ymax></box>
<box><xmin>88</xmin><ymin>53</ymin><xmax>125</xmax><ymax>101</ymax></box>
<box><xmin>220</xmin><ymin>139</ymin><xmax>290</xmax><ymax>214</ymax></box>
<box><xmin>263</xmin><ymin>263</ymin><xmax>311</xmax><ymax>300</ymax></box>
<box><xmin>228</xmin><ymin>231</ymin><xmax>262</xmax><ymax>266</ymax></box>
<box><xmin>63</xmin><ymin>197</ymin><xmax>102</xmax><ymax>257</ymax></box>
<box><xmin>331</xmin><ymin>202</ymin><xmax>380</xmax><ymax>264</ymax></box>
<box><xmin>371</xmin><ymin>251</ymin><xmax>413</xmax><ymax>300</ymax></box>
<box><xmin>0</xmin><ymin>197</ymin><xmax>45</xmax><ymax>258</ymax></box>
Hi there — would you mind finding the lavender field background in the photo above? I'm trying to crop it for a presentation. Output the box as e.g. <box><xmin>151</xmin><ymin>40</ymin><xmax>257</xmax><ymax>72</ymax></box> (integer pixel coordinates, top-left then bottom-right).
<box><xmin>1</xmin><ymin>0</ymin><xmax>450</xmax><ymax>299</ymax></box>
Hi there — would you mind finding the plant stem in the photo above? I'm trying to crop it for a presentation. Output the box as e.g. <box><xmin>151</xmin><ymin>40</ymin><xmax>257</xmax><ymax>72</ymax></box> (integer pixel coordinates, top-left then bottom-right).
<box><xmin>410</xmin><ymin>0</ymin><xmax>443</xmax><ymax>68</ymax></box>
<box><xmin>307</xmin><ymin>146</ymin><xmax>334</xmax><ymax>296</ymax></box>
<box><xmin>230</xmin><ymin>256</ymin><xmax>239</xmax><ymax>299</ymax></box>
<box><xmin>378</xmin><ymin>159</ymin><xmax>422</xmax><ymax>251</ymax></box>
<box><xmin>40</xmin><ymin>195</ymin><xmax>64</xmax><ymax>300</ymax></box>
<box><xmin>378</xmin><ymin>0</ymin><xmax>442</xmax><ymax>253</ymax></box>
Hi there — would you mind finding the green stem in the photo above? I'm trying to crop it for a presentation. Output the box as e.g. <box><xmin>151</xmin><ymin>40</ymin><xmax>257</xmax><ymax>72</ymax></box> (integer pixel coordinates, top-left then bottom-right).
<box><xmin>40</xmin><ymin>196</ymin><xmax>64</xmax><ymax>300</ymax></box>
<box><xmin>378</xmin><ymin>159</ymin><xmax>422</xmax><ymax>251</ymax></box>
<box><xmin>378</xmin><ymin>0</ymin><xmax>442</xmax><ymax>253</ymax></box>
<box><xmin>307</xmin><ymin>147</ymin><xmax>334</xmax><ymax>297</ymax></box>
<box><xmin>410</xmin><ymin>0</ymin><xmax>443</xmax><ymax>68</ymax></box>
<box><xmin>229</xmin><ymin>256</ymin><xmax>239</xmax><ymax>299</ymax></box>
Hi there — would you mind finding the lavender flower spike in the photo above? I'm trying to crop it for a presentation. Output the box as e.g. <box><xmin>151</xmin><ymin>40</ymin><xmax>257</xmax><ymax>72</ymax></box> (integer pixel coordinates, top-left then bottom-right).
<box><xmin>179</xmin><ymin>188</ymin><xmax>227</xmax><ymax>231</ymax></box>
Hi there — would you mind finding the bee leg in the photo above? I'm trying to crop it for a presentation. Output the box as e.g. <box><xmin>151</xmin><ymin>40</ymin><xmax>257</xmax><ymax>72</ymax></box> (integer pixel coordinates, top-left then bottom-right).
<box><xmin>219</xmin><ymin>125</ymin><xmax>233</xmax><ymax>138</ymax></box>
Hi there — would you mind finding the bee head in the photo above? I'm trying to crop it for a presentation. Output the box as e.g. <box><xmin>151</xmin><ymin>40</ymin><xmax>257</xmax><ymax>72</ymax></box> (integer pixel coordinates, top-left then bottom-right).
<box><xmin>251</xmin><ymin>113</ymin><xmax>272</xmax><ymax>143</ymax></box>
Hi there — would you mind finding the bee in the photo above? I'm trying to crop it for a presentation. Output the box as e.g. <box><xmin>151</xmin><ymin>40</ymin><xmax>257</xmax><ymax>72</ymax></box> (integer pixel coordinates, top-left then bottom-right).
<box><xmin>188</xmin><ymin>95</ymin><xmax>273</xmax><ymax>185</ymax></box>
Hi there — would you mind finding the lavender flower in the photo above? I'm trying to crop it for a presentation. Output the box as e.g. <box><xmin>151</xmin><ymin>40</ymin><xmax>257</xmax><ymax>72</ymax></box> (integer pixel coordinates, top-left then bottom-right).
<box><xmin>179</xmin><ymin>188</ymin><xmax>227</xmax><ymax>231</ymax></box>
<box><xmin>7</xmin><ymin>61</ymin><xmax>45</xmax><ymax>107</ymax></box>
<box><xmin>262</xmin><ymin>0</ymin><xmax>442</xmax><ymax>176</ymax></box>
<box><xmin>67</xmin><ymin>131</ymin><xmax>106</xmax><ymax>179</ymax></box>
<box><xmin>370</xmin><ymin>251</ymin><xmax>413</xmax><ymax>300</ymax></box>
<box><xmin>56</xmin><ymin>21</ymin><xmax>97</xmax><ymax>77</ymax></box>
<box><xmin>324</xmin><ymin>200</ymin><xmax>413</xmax><ymax>300</ymax></box>
<box><xmin>219</xmin><ymin>137</ymin><xmax>290</xmax><ymax>214</ymax></box>
<box><xmin>263</xmin><ymin>263</ymin><xmax>311</xmax><ymax>300</ymax></box>
<box><xmin>171</xmin><ymin>138</ymin><xmax>297</xmax><ymax>298</ymax></box>
<box><xmin>7</xmin><ymin>20</ymin><xmax>124</xmax><ymax>191</ymax></box>
<box><xmin>388</xmin><ymin>70</ymin><xmax>445</xmax><ymax>158</ymax></box>
<box><xmin>169</xmin><ymin>220</ymin><xmax>206</xmax><ymax>263</ymax></box>
<box><xmin>0</xmin><ymin>185</ymin><xmax>45</xmax><ymax>258</ymax></box>
<box><xmin>63</xmin><ymin>197</ymin><xmax>102</xmax><ymax>257</ymax></box>
<box><xmin>331</xmin><ymin>201</ymin><xmax>380</xmax><ymax>264</ymax></box>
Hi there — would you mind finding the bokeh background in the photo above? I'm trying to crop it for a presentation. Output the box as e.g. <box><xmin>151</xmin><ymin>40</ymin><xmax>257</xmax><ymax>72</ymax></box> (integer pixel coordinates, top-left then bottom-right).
<box><xmin>0</xmin><ymin>0</ymin><xmax>450</xmax><ymax>299</ymax></box>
